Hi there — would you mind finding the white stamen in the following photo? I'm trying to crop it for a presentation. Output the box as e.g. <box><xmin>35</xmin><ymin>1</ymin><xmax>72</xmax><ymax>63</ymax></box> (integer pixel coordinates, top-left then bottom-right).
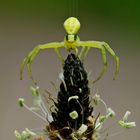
<box><xmin>59</xmin><ymin>72</ymin><xmax>67</xmax><ymax>91</ymax></box>
<box><xmin>106</xmin><ymin>108</ymin><xmax>115</xmax><ymax>118</ymax></box>
<box><xmin>123</xmin><ymin>111</ymin><xmax>131</xmax><ymax>122</ymax></box>
<box><xmin>119</xmin><ymin>120</ymin><xmax>136</xmax><ymax>128</ymax></box>
<box><xmin>79</xmin><ymin>72</ymin><xmax>84</xmax><ymax>80</ymax></box>
<box><xmin>40</xmin><ymin>97</ymin><xmax>53</xmax><ymax>122</ymax></box>
<box><xmin>100</xmin><ymin>99</ymin><xmax>108</xmax><ymax>111</ymax></box>
<box><xmin>77</xmin><ymin>124</ymin><xmax>88</xmax><ymax>136</ymax></box>
<box><xmin>79</xmin><ymin>88</ymin><xmax>82</xmax><ymax>93</ymax></box>
<box><xmin>23</xmin><ymin>103</ymin><xmax>47</xmax><ymax>122</ymax></box>
<box><xmin>68</xmin><ymin>96</ymin><xmax>79</xmax><ymax>102</ymax></box>
<box><xmin>70</xmin><ymin>76</ymin><xmax>74</xmax><ymax>85</ymax></box>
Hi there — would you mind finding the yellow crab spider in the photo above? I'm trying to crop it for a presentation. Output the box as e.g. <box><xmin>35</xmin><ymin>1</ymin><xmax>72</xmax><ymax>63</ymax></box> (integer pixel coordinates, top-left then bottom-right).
<box><xmin>20</xmin><ymin>17</ymin><xmax>119</xmax><ymax>84</ymax></box>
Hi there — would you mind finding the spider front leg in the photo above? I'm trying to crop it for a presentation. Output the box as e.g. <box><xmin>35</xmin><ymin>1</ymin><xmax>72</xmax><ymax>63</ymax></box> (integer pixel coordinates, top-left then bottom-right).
<box><xmin>54</xmin><ymin>48</ymin><xmax>64</xmax><ymax>65</ymax></box>
<box><xmin>78</xmin><ymin>47</ymin><xmax>91</xmax><ymax>62</ymax></box>
<box><xmin>83</xmin><ymin>47</ymin><xmax>91</xmax><ymax>62</ymax></box>
<box><xmin>79</xmin><ymin>41</ymin><xmax>119</xmax><ymax>83</ymax></box>
<box><xmin>78</xmin><ymin>47</ymin><xmax>86</xmax><ymax>59</ymax></box>
<box><xmin>20</xmin><ymin>42</ymin><xmax>64</xmax><ymax>84</ymax></box>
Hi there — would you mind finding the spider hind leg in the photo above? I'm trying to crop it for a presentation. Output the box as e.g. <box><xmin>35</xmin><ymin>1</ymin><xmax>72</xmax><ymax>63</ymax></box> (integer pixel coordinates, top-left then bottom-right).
<box><xmin>102</xmin><ymin>42</ymin><xmax>120</xmax><ymax>80</ymax></box>
<box><xmin>79</xmin><ymin>41</ymin><xmax>119</xmax><ymax>83</ymax></box>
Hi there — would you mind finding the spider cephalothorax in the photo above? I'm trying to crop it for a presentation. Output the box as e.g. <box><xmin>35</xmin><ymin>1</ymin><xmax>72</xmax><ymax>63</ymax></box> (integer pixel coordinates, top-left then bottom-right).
<box><xmin>20</xmin><ymin>17</ymin><xmax>119</xmax><ymax>84</ymax></box>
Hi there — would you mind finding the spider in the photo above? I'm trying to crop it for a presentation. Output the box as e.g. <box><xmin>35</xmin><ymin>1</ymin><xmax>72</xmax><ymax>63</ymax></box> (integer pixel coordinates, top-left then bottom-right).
<box><xmin>20</xmin><ymin>17</ymin><xmax>119</xmax><ymax>84</ymax></box>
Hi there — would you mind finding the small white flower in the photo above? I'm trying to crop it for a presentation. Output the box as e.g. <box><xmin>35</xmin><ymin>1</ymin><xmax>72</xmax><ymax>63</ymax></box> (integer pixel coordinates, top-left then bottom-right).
<box><xmin>14</xmin><ymin>128</ymin><xmax>36</xmax><ymax>140</ymax></box>
<box><xmin>99</xmin><ymin>115</ymin><xmax>106</xmax><ymax>123</ymax></box>
<box><xmin>18</xmin><ymin>98</ymin><xmax>25</xmax><ymax>107</ymax></box>
<box><xmin>91</xmin><ymin>94</ymin><xmax>101</xmax><ymax>105</ymax></box>
<box><xmin>92</xmin><ymin>132</ymin><xmax>100</xmax><ymax>140</ymax></box>
<box><xmin>14</xmin><ymin>130</ymin><xmax>22</xmax><ymax>140</ymax></box>
<box><xmin>30</xmin><ymin>86</ymin><xmax>39</xmax><ymax>96</ymax></box>
<box><xmin>119</xmin><ymin>111</ymin><xmax>136</xmax><ymax>129</ymax></box>
<box><xmin>69</xmin><ymin>110</ymin><xmax>79</xmax><ymax>119</ymax></box>
<box><xmin>77</xmin><ymin>124</ymin><xmax>88</xmax><ymax>136</ymax></box>
<box><xmin>106</xmin><ymin>107</ymin><xmax>115</xmax><ymax>118</ymax></box>
<box><xmin>119</xmin><ymin>120</ymin><xmax>136</xmax><ymax>129</ymax></box>
<box><xmin>95</xmin><ymin>108</ymin><xmax>115</xmax><ymax>131</ymax></box>
<box><xmin>122</xmin><ymin>111</ymin><xmax>131</xmax><ymax>122</ymax></box>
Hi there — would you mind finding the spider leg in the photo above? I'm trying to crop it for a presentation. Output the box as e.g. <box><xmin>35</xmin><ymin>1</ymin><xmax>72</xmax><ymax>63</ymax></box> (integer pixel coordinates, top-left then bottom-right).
<box><xmin>78</xmin><ymin>47</ymin><xmax>91</xmax><ymax>62</ymax></box>
<box><xmin>79</xmin><ymin>41</ymin><xmax>119</xmax><ymax>82</ymax></box>
<box><xmin>20</xmin><ymin>47</ymin><xmax>39</xmax><ymax>83</ymax></box>
<box><xmin>102</xmin><ymin>42</ymin><xmax>119</xmax><ymax>80</ymax></box>
<box><xmin>78</xmin><ymin>47</ymin><xmax>85</xmax><ymax>59</ymax></box>
<box><xmin>74</xmin><ymin>47</ymin><xmax>79</xmax><ymax>56</ymax></box>
<box><xmin>54</xmin><ymin>48</ymin><xmax>64</xmax><ymax>64</ymax></box>
<box><xmin>79</xmin><ymin>41</ymin><xmax>107</xmax><ymax>83</ymax></box>
<box><xmin>27</xmin><ymin>47</ymin><xmax>40</xmax><ymax>84</ymax></box>
<box><xmin>83</xmin><ymin>47</ymin><xmax>91</xmax><ymax>62</ymax></box>
<box><xmin>20</xmin><ymin>57</ymin><xmax>28</xmax><ymax>80</ymax></box>
<box><xmin>20</xmin><ymin>42</ymin><xmax>64</xmax><ymax>84</ymax></box>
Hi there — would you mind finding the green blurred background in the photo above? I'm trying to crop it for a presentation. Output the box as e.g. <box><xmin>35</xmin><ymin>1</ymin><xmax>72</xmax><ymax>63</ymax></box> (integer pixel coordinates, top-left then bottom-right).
<box><xmin>0</xmin><ymin>0</ymin><xmax>139</xmax><ymax>139</ymax></box>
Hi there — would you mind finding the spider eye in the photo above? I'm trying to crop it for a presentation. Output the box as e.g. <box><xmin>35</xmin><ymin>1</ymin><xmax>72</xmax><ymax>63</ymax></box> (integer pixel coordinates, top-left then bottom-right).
<box><xmin>66</xmin><ymin>35</ymin><xmax>68</xmax><ymax>41</ymax></box>
<box><xmin>65</xmin><ymin>35</ymin><xmax>77</xmax><ymax>42</ymax></box>
<box><xmin>74</xmin><ymin>35</ymin><xmax>77</xmax><ymax>41</ymax></box>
